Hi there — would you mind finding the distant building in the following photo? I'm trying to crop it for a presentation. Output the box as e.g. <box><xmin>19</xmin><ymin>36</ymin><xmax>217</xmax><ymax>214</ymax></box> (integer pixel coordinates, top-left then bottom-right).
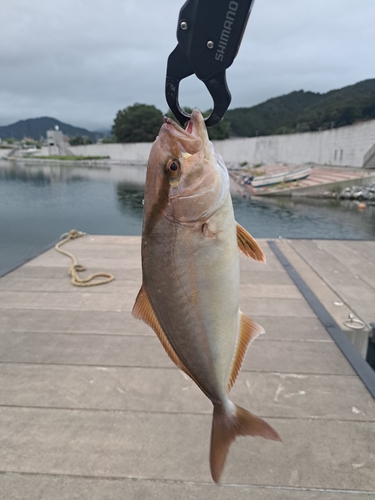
<box><xmin>46</xmin><ymin>126</ymin><xmax>72</xmax><ymax>156</ymax></box>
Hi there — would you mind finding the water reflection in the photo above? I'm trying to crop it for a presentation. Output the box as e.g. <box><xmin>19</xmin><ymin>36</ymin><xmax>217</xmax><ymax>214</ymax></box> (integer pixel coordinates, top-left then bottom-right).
<box><xmin>0</xmin><ymin>160</ymin><xmax>146</xmax><ymax>276</ymax></box>
<box><xmin>0</xmin><ymin>159</ymin><xmax>374</xmax><ymax>277</ymax></box>
<box><xmin>0</xmin><ymin>163</ymin><xmax>52</xmax><ymax>185</ymax></box>
<box><xmin>234</xmin><ymin>195</ymin><xmax>375</xmax><ymax>239</ymax></box>
<box><xmin>116</xmin><ymin>183</ymin><xmax>144</xmax><ymax>219</ymax></box>
<box><xmin>0</xmin><ymin>159</ymin><xmax>147</xmax><ymax>186</ymax></box>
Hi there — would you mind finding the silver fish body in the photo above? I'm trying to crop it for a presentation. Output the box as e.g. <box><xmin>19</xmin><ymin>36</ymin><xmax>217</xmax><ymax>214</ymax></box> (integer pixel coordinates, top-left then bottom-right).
<box><xmin>133</xmin><ymin>110</ymin><xmax>280</xmax><ymax>482</ymax></box>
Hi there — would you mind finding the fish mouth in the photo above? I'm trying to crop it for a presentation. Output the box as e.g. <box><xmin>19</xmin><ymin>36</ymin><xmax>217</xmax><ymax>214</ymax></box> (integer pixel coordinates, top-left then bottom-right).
<box><xmin>161</xmin><ymin>109</ymin><xmax>211</xmax><ymax>159</ymax></box>
<box><xmin>163</xmin><ymin>109</ymin><xmax>207</xmax><ymax>142</ymax></box>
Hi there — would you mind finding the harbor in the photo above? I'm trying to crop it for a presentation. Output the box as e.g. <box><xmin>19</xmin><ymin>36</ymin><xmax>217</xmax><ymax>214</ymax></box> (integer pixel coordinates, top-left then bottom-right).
<box><xmin>0</xmin><ymin>235</ymin><xmax>374</xmax><ymax>498</ymax></box>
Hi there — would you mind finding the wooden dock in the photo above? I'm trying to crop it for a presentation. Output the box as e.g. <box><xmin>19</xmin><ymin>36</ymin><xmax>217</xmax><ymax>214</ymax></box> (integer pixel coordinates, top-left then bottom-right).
<box><xmin>0</xmin><ymin>236</ymin><xmax>374</xmax><ymax>498</ymax></box>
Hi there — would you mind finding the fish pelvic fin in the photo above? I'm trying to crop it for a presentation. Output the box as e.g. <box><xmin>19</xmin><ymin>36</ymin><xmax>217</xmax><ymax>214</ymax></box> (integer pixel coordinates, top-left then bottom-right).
<box><xmin>132</xmin><ymin>286</ymin><xmax>193</xmax><ymax>378</ymax></box>
<box><xmin>236</xmin><ymin>222</ymin><xmax>266</xmax><ymax>263</ymax></box>
<box><xmin>210</xmin><ymin>403</ymin><xmax>281</xmax><ymax>483</ymax></box>
<box><xmin>227</xmin><ymin>312</ymin><xmax>264</xmax><ymax>392</ymax></box>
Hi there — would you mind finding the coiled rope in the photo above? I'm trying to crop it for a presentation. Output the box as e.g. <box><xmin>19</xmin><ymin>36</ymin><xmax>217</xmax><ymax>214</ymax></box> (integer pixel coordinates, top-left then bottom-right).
<box><xmin>55</xmin><ymin>229</ymin><xmax>114</xmax><ymax>287</ymax></box>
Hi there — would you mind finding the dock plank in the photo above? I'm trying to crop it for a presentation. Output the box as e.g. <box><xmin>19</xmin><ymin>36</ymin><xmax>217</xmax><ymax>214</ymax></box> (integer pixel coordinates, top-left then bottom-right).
<box><xmin>0</xmin><ymin>407</ymin><xmax>374</xmax><ymax>491</ymax></box>
<box><xmin>317</xmin><ymin>240</ymin><xmax>375</xmax><ymax>291</ymax></box>
<box><xmin>0</xmin><ymin>290</ymin><xmax>315</xmax><ymax>317</ymax></box>
<box><xmin>0</xmin><ymin>332</ymin><xmax>352</xmax><ymax>374</ymax></box>
<box><xmin>0</xmin><ymin>309</ymin><xmax>149</xmax><ymax>336</ymax></box>
<box><xmin>287</xmin><ymin>239</ymin><xmax>375</xmax><ymax>329</ymax></box>
<box><xmin>0</xmin><ymin>278</ymin><xmax>300</xmax><ymax>298</ymax></box>
<box><xmin>0</xmin><ymin>309</ymin><xmax>329</xmax><ymax>340</ymax></box>
<box><xmin>0</xmin><ymin>364</ymin><xmax>374</xmax><ymax>421</ymax></box>
<box><xmin>1</xmin><ymin>474</ymin><xmax>374</xmax><ymax>500</ymax></box>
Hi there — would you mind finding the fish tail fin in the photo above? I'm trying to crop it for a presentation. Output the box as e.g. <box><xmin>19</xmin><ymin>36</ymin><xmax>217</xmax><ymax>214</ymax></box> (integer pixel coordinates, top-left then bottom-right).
<box><xmin>210</xmin><ymin>402</ymin><xmax>281</xmax><ymax>483</ymax></box>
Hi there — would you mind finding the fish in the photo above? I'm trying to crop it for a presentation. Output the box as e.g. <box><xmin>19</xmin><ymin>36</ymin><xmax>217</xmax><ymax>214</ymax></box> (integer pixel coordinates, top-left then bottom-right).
<box><xmin>132</xmin><ymin>109</ymin><xmax>281</xmax><ymax>482</ymax></box>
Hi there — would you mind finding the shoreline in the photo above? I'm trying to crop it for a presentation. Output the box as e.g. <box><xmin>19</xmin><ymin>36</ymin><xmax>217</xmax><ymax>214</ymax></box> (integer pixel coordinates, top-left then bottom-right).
<box><xmin>2</xmin><ymin>155</ymin><xmax>146</xmax><ymax>167</ymax></box>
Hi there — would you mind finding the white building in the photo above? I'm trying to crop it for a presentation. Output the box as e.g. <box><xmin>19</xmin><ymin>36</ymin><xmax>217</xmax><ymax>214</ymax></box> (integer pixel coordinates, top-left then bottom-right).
<box><xmin>46</xmin><ymin>126</ymin><xmax>72</xmax><ymax>156</ymax></box>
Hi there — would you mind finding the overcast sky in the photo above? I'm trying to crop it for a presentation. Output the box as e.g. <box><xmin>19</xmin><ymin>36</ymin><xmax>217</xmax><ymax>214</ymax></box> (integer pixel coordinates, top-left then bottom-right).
<box><xmin>1</xmin><ymin>0</ymin><xmax>374</xmax><ymax>131</ymax></box>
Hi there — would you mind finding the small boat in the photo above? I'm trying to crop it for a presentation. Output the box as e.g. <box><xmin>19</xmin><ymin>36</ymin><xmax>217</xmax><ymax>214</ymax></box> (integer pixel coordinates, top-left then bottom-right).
<box><xmin>284</xmin><ymin>166</ymin><xmax>311</xmax><ymax>183</ymax></box>
<box><xmin>251</xmin><ymin>166</ymin><xmax>311</xmax><ymax>188</ymax></box>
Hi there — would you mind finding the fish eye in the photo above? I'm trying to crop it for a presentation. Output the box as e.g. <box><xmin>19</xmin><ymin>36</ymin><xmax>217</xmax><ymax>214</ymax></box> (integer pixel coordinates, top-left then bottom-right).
<box><xmin>166</xmin><ymin>159</ymin><xmax>180</xmax><ymax>177</ymax></box>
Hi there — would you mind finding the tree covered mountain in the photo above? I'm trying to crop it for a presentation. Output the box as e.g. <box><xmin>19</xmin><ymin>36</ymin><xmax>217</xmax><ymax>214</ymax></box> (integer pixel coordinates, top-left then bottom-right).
<box><xmin>224</xmin><ymin>79</ymin><xmax>375</xmax><ymax>137</ymax></box>
<box><xmin>2</xmin><ymin>79</ymin><xmax>375</xmax><ymax>142</ymax></box>
<box><xmin>0</xmin><ymin>117</ymin><xmax>100</xmax><ymax>141</ymax></box>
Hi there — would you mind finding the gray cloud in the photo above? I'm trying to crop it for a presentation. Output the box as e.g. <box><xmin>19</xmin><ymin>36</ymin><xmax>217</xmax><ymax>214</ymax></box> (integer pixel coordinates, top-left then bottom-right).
<box><xmin>1</xmin><ymin>0</ymin><xmax>374</xmax><ymax>130</ymax></box>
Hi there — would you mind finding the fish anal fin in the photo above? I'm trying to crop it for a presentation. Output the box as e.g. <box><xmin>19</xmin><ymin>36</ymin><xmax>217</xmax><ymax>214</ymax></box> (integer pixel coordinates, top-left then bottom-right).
<box><xmin>210</xmin><ymin>403</ymin><xmax>281</xmax><ymax>483</ymax></box>
<box><xmin>227</xmin><ymin>312</ymin><xmax>264</xmax><ymax>392</ymax></box>
<box><xmin>132</xmin><ymin>286</ymin><xmax>192</xmax><ymax>378</ymax></box>
<box><xmin>236</xmin><ymin>222</ymin><xmax>266</xmax><ymax>263</ymax></box>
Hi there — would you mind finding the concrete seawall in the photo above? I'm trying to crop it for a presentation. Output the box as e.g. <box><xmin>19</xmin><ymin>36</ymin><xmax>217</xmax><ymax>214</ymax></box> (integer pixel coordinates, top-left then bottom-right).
<box><xmin>38</xmin><ymin>119</ymin><xmax>375</xmax><ymax>168</ymax></box>
<box><xmin>215</xmin><ymin>119</ymin><xmax>375</xmax><ymax>168</ymax></box>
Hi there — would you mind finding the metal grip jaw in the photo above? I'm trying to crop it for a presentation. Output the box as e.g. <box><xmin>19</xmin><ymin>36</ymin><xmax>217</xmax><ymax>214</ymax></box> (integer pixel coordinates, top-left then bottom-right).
<box><xmin>166</xmin><ymin>0</ymin><xmax>255</xmax><ymax>127</ymax></box>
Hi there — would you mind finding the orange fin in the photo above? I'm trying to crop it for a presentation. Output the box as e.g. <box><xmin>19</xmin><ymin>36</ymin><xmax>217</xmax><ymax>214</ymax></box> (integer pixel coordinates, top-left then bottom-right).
<box><xmin>210</xmin><ymin>403</ymin><xmax>281</xmax><ymax>483</ymax></box>
<box><xmin>227</xmin><ymin>312</ymin><xmax>264</xmax><ymax>392</ymax></box>
<box><xmin>132</xmin><ymin>286</ymin><xmax>191</xmax><ymax>376</ymax></box>
<box><xmin>236</xmin><ymin>222</ymin><xmax>266</xmax><ymax>263</ymax></box>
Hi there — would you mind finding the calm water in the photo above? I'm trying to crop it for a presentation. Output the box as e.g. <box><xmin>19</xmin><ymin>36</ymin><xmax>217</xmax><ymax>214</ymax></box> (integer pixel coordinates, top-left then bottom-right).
<box><xmin>1</xmin><ymin>159</ymin><xmax>374</xmax><ymax>276</ymax></box>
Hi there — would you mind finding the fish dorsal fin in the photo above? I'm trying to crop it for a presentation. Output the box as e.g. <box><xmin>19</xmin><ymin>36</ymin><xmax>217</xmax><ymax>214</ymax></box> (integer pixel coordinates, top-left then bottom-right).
<box><xmin>132</xmin><ymin>286</ymin><xmax>193</xmax><ymax>377</ymax></box>
<box><xmin>227</xmin><ymin>312</ymin><xmax>264</xmax><ymax>392</ymax></box>
<box><xmin>236</xmin><ymin>222</ymin><xmax>266</xmax><ymax>263</ymax></box>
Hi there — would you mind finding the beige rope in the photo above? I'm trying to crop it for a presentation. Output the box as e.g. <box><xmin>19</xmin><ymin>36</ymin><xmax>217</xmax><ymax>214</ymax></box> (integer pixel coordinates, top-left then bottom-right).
<box><xmin>55</xmin><ymin>229</ymin><xmax>114</xmax><ymax>287</ymax></box>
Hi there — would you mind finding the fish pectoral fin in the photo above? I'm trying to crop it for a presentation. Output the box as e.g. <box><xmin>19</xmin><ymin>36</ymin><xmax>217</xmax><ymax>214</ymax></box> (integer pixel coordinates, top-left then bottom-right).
<box><xmin>227</xmin><ymin>312</ymin><xmax>264</xmax><ymax>392</ymax></box>
<box><xmin>132</xmin><ymin>286</ymin><xmax>193</xmax><ymax>377</ymax></box>
<box><xmin>236</xmin><ymin>222</ymin><xmax>266</xmax><ymax>263</ymax></box>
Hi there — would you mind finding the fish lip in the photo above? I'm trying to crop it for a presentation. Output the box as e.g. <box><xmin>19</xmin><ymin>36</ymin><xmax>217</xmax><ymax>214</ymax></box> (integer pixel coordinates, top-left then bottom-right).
<box><xmin>163</xmin><ymin>116</ymin><xmax>190</xmax><ymax>136</ymax></box>
<box><xmin>163</xmin><ymin>110</ymin><xmax>204</xmax><ymax>140</ymax></box>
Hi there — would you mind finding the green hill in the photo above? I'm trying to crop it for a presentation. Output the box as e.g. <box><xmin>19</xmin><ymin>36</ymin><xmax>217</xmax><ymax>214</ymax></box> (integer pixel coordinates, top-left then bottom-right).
<box><xmin>0</xmin><ymin>117</ymin><xmax>100</xmax><ymax>141</ymax></box>
<box><xmin>225</xmin><ymin>79</ymin><xmax>375</xmax><ymax>137</ymax></box>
